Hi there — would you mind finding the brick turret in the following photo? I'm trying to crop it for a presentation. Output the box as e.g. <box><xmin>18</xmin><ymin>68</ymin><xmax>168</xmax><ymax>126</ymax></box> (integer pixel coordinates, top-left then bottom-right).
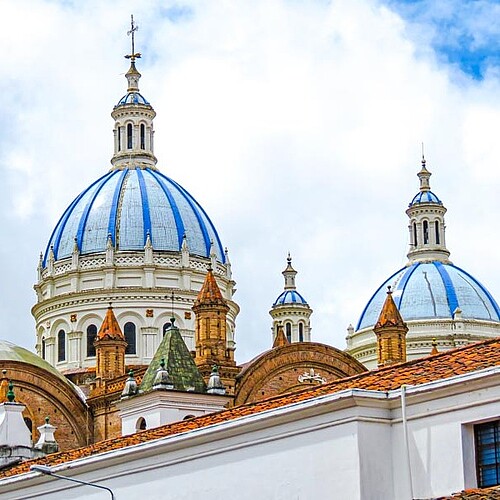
<box><xmin>374</xmin><ymin>287</ymin><xmax>408</xmax><ymax>367</ymax></box>
<box><xmin>192</xmin><ymin>268</ymin><xmax>238</xmax><ymax>394</ymax></box>
<box><xmin>94</xmin><ymin>306</ymin><xmax>127</xmax><ymax>380</ymax></box>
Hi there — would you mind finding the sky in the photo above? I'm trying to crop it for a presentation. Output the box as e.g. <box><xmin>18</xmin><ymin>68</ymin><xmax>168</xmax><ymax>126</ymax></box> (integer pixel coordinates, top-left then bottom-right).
<box><xmin>1</xmin><ymin>0</ymin><xmax>500</xmax><ymax>363</ymax></box>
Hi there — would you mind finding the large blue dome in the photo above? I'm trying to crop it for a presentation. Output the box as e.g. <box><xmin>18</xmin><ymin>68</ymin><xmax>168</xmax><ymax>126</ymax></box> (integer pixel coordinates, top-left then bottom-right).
<box><xmin>44</xmin><ymin>167</ymin><xmax>225</xmax><ymax>265</ymax></box>
<box><xmin>357</xmin><ymin>261</ymin><xmax>500</xmax><ymax>330</ymax></box>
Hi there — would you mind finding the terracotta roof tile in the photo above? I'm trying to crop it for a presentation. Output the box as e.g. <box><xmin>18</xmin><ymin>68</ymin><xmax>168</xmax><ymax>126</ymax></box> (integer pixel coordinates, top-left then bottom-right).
<box><xmin>3</xmin><ymin>336</ymin><xmax>500</xmax><ymax>479</ymax></box>
<box><xmin>194</xmin><ymin>268</ymin><xmax>225</xmax><ymax>306</ymax></box>
<box><xmin>375</xmin><ymin>287</ymin><xmax>406</xmax><ymax>329</ymax></box>
<box><xmin>96</xmin><ymin>306</ymin><xmax>124</xmax><ymax>341</ymax></box>
<box><xmin>432</xmin><ymin>486</ymin><xmax>500</xmax><ymax>499</ymax></box>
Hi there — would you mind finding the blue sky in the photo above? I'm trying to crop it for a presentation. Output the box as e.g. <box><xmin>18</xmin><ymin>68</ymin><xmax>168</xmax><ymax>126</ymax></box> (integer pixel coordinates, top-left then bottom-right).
<box><xmin>1</xmin><ymin>0</ymin><xmax>500</xmax><ymax>362</ymax></box>
<box><xmin>385</xmin><ymin>0</ymin><xmax>500</xmax><ymax>79</ymax></box>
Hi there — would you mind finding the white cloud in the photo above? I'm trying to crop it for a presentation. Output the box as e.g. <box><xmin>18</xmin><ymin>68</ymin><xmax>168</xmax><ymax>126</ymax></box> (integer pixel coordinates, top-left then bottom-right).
<box><xmin>1</xmin><ymin>0</ymin><xmax>500</xmax><ymax>362</ymax></box>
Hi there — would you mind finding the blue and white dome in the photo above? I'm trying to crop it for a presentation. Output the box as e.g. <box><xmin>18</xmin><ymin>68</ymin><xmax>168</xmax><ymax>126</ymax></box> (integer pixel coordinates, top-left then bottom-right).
<box><xmin>409</xmin><ymin>190</ymin><xmax>442</xmax><ymax>206</ymax></box>
<box><xmin>116</xmin><ymin>92</ymin><xmax>150</xmax><ymax>106</ymax></box>
<box><xmin>273</xmin><ymin>290</ymin><xmax>308</xmax><ymax>306</ymax></box>
<box><xmin>44</xmin><ymin>167</ymin><xmax>225</xmax><ymax>265</ymax></box>
<box><xmin>357</xmin><ymin>261</ymin><xmax>500</xmax><ymax>330</ymax></box>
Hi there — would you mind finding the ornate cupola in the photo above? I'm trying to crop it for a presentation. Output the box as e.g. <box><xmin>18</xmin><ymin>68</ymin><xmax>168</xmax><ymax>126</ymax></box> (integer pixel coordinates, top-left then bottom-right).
<box><xmin>374</xmin><ymin>287</ymin><xmax>408</xmax><ymax>367</ymax></box>
<box><xmin>270</xmin><ymin>254</ymin><xmax>312</xmax><ymax>344</ymax></box>
<box><xmin>110</xmin><ymin>15</ymin><xmax>157</xmax><ymax>171</ymax></box>
<box><xmin>406</xmin><ymin>156</ymin><xmax>450</xmax><ymax>264</ymax></box>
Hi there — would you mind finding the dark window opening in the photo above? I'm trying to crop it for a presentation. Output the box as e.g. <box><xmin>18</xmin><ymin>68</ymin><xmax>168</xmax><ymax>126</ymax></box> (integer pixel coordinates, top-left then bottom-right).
<box><xmin>476</xmin><ymin>420</ymin><xmax>500</xmax><ymax>487</ymax></box>
<box><xmin>127</xmin><ymin>123</ymin><xmax>133</xmax><ymax>149</ymax></box>
<box><xmin>140</xmin><ymin>124</ymin><xmax>145</xmax><ymax>149</ymax></box>
<box><xmin>435</xmin><ymin>221</ymin><xmax>440</xmax><ymax>244</ymax></box>
<box><xmin>57</xmin><ymin>329</ymin><xmax>66</xmax><ymax>362</ymax></box>
<box><xmin>41</xmin><ymin>338</ymin><xmax>46</xmax><ymax>360</ymax></box>
<box><xmin>124</xmin><ymin>322</ymin><xmax>136</xmax><ymax>355</ymax></box>
<box><xmin>87</xmin><ymin>324</ymin><xmax>97</xmax><ymax>357</ymax></box>
<box><xmin>285</xmin><ymin>323</ymin><xmax>292</xmax><ymax>343</ymax></box>
<box><xmin>118</xmin><ymin>126</ymin><xmax>122</xmax><ymax>151</ymax></box>
<box><xmin>413</xmin><ymin>223</ymin><xmax>417</xmax><ymax>247</ymax></box>
<box><xmin>423</xmin><ymin>220</ymin><xmax>429</xmax><ymax>244</ymax></box>
<box><xmin>299</xmin><ymin>323</ymin><xmax>304</xmax><ymax>342</ymax></box>
<box><xmin>136</xmin><ymin>417</ymin><xmax>146</xmax><ymax>431</ymax></box>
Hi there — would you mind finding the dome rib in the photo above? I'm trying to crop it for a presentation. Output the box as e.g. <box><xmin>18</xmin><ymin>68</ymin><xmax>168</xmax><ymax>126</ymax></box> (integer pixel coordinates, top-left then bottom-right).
<box><xmin>107</xmin><ymin>168</ymin><xmax>128</xmax><ymax>245</ymax></box>
<box><xmin>394</xmin><ymin>263</ymin><xmax>419</xmax><ymax>310</ymax></box>
<box><xmin>148</xmin><ymin>169</ymin><xmax>185</xmax><ymax>249</ymax></box>
<box><xmin>45</xmin><ymin>171</ymin><xmax>111</xmax><ymax>266</ymax></box>
<box><xmin>76</xmin><ymin>172</ymin><xmax>114</xmax><ymax>253</ymax></box>
<box><xmin>434</xmin><ymin>262</ymin><xmax>459</xmax><ymax>316</ymax></box>
<box><xmin>453</xmin><ymin>263</ymin><xmax>500</xmax><ymax>320</ymax></box>
<box><xmin>136</xmin><ymin>168</ymin><xmax>152</xmax><ymax>246</ymax></box>
<box><xmin>166</xmin><ymin>175</ymin><xmax>212</xmax><ymax>258</ymax></box>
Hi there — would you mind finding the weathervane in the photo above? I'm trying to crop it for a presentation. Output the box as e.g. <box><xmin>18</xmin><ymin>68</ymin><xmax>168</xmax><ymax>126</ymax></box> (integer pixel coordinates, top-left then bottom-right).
<box><xmin>125</xmin><ymin>14</ymin><xmax>141</xmax><ymax>62</ymax></box>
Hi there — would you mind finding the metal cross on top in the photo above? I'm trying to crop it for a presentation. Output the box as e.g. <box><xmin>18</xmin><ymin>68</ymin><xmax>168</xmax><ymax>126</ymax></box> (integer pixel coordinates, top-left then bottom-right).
<box><xmin>125</xmin><ymin>14</ymin><xmax>141</xmax><ymax>61</ymax></box>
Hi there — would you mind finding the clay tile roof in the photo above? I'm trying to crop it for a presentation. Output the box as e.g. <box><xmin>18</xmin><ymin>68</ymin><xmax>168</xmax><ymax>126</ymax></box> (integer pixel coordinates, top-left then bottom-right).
<box><xmin>273</xmin><ymin>325</ymin><xmax>289</xmax><ymax>348</ymax></box>
<box><xmin>97</xmin><ymin>306</ymin><xmax>125</xmax><ymax>341</ymax></box>
<box><xmin>3</xmin><ymin>336</ymin><xmax>500</xmax><ymax>479</ymax></box>
<box><xmin>375</xmin><ymin>287</ymin><xmax>406</xmax><ymax>329</ymax></box>
<box><xmin>433</xmin><ymin>486</ymin><xmax>500</xmax><ymax>499</ymax></box>
<box><xmin>194</xmin><ymin>268</ymin><xmax>225</xmax><ymax>306</ymax></box>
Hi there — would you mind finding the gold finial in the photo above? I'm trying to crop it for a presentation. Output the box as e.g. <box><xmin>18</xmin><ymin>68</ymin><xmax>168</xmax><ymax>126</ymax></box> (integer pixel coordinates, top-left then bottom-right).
<box><xmin>125</xmin><ymin>14</ymin><xmax>141</xmax><ymax>62</ymax></box>
<box><xmin>421</xmin><ymin>142</ymin><xmax>426</xmax><ymax>168</ymax></box>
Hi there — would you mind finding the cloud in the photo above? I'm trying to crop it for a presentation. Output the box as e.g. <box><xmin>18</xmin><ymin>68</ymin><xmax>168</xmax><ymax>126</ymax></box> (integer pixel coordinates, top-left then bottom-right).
<box><xmin>1</xmin><ymin>0</ymin><xmax>500</xmax><ymax>363</ymax></box>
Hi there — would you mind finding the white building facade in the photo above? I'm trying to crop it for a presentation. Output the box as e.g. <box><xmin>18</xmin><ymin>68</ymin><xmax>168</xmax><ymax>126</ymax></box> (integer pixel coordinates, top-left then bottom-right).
<box><xmin>3</xmin><ymin>362</ymin><xmax>500</xmax><ymax>499</ymax></box>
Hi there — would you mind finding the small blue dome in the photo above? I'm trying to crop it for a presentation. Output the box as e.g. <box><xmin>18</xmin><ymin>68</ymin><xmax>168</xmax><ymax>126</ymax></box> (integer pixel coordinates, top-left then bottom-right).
<box><xmin>44</xmin><ymin>167</ymin><xmax>225</xmax><ymax>265</ymax></box>
<box><xmin>115</xmin><ymin>92</ymin><xmax>150</xmax><ymax>106</ymax></box>
<box><xmin>409</xmin><ymin>190</ymin><xmax>442</xmax><ymax>207</ymax></box>
<box><xmin>357</xmin><ymin>261</ymin><xmax>500</xmax><ymax>330</ymax></box>
<box><xmin>273</xmin><ymin>290</ymin><xmax>308</xmax><ymax>306</ymax></box>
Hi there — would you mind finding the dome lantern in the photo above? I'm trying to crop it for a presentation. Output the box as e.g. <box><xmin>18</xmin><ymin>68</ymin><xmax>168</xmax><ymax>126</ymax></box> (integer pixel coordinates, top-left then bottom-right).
<box><xmin>110</xmin><ymin>15</ymin><xmax>157</xmax><ymax>171</ymax></box>
<box><xmin>406</xmin><ymin>156</ymin><xmax>450</xmax><ymax>264</ymax></box>
<box><xmin>270</xmin><ymin>255</ymin><xmax>312</xmax><ymax>344</ymax></box>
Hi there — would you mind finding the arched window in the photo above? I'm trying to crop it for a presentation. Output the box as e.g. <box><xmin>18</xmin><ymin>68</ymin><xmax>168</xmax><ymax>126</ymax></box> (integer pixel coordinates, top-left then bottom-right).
<box><xmin>435</xmin><ymin>221</ymin><xmax>440</xmax><ymax>244</ymax></box>
<box><xmin>117</xmin><ymin>126</ymin><xmax>122</xmax><ymax>151</ymax></box>
<box><xmin>41</xmin><ymin>337</ymin><xmax>46</xmax><ymax>360</ymax></box>
<box><xmin>136</xmin><ymin>417</ymin><xmax>146</xmax><ymax>431</ymax></box>
<box><xmin>183</xmin><ymin>414</ymin><xmax>195</xmax><ymax>420</ymax></box>
<box><xmin>57</xmin><ymin>329</ymin><xmax>66</xmax><ymax>362</ymax></box>
<box><xmin>86</xmin><ymin>324</ymin><xmax>97</xmax><ymax>357</ymax></box>
<box><xmin>124</xmin><ymin>322</ymin><xmax>136</xmax><ymax>355</ymax></box>
<box><xmin>413</xmin><ymin>222</ymin><xmax>417</xmax><ymax>247</ymax></box>
<box><xmin>423</xmin><ymin>220</ymin><xmax>429</xmax><ymax>244</ymax></box>
<box><xmin>140</xmin><ymin>124</ymin><xmax>145</xmax><ymax>149</ymax></box>
<box><xmin>163</xmin><ymin>322</ymin><xmax>172</xmax><ymax>336</ymax></box>
<box><xmin>285</xmin><ymin>323</ymin><xmax>292</xmax><ymax>343</ymax></box>
<box><xmin>299</xmin><ymin>323</ymin><xmax>304</xmax><ymax>342</ymax></box>
<box><xmin>127</xmin><ymin>123</ymin><xmax>133</xmax><ymax>149</ymax></box>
